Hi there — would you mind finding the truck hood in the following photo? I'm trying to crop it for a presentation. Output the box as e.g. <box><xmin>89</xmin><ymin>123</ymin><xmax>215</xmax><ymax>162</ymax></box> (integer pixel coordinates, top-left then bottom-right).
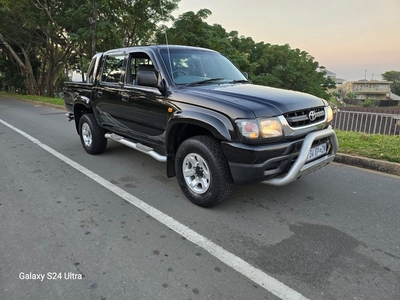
<box><xmin>178</xmin><ymin>83</ymin><xmax>326</xmax><ymax>118</ymax></box>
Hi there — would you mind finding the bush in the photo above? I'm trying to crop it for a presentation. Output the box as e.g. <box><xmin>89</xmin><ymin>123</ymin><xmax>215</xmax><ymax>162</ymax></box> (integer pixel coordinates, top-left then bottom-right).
<box><xmin>363</xmin><ymin>98</ymin><xmax>375</xmax><ymax>107</ymax></box>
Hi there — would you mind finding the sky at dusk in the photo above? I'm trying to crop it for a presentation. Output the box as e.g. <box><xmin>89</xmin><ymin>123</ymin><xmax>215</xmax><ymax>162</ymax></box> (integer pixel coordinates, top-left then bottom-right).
<box><xmin>173</xmin><ymin>0</ymin><xmax>400</xmax><ymax>81</ymax></box>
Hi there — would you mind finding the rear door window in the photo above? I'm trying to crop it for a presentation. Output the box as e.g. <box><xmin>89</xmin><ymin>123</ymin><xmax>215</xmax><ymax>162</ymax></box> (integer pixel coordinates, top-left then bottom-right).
<box><xmin>101</xmin><ymin>54</ymin><xmax>125</xmax><ymax>84</ymax></box>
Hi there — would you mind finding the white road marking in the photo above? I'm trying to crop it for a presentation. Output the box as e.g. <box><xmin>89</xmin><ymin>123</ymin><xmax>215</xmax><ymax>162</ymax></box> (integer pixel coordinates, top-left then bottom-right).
<box><xmin>0</xmin><ymin>118</ymin><xmax>309</xmax><ymax>300</ymax></box>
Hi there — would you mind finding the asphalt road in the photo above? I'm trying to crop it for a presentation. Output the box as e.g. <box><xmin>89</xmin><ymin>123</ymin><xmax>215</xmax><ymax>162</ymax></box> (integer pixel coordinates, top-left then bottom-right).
<box><xmin>1</xmin><ymin>98</ymin><xmax>399</xmax><ymax>300</ymax></box>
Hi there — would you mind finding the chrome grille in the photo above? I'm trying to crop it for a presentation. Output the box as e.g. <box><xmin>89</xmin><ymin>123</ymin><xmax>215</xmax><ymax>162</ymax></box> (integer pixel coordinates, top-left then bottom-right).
<box><xmin>284</xmin><ymin>107</ymin><xmax>325</xmax><ymax>127</ymax></box>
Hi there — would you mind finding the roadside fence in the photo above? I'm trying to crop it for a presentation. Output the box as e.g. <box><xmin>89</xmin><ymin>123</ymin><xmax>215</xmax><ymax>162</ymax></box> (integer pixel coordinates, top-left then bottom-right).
<box><xmin>332</xmin><ymin>110</ymin><xmax>400</xmax><ymax>136</ymax></box>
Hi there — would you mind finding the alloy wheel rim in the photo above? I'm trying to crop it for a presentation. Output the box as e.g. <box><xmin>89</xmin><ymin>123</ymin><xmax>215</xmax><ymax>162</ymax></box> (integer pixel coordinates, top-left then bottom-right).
<box><xmin>82</xmin><ymin>123</ymin><xmax>92</xmax><ymax>147</ymax></box>
<box><xmin>182</xmin><ymin>153</ymin><xmax>211</xmax><ymax>194</ymax></box>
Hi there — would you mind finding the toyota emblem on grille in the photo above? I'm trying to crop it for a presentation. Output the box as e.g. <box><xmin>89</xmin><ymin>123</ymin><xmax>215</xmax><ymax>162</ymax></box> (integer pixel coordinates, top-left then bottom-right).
<box><xmin>308</xmin><ymin>110</ymin><xmax>317</xmax><ymax>122</ymax></box>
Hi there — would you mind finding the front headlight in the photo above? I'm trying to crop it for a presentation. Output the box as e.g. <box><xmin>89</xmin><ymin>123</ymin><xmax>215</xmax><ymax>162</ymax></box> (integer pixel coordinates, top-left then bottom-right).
<box><xmin>326</xmin><ymin>105</ymin><xmax>333</xmax><ymax>123</ymax></box>
<box><xmin>236</xmin><ymin>118</ymin><xmax>283</xmax><ymax>140</ymax></box>
<box><xmin>259</xmin><ymin>119</ymin><xmax>283</xmax><ymax>138</ymax></box>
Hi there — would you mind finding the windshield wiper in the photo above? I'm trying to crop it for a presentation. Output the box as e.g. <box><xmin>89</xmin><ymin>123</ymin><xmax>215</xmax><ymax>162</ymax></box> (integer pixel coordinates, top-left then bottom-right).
<box><xmin>230</xmin><ymin>79</ymin><xmax>250</xmax><ymax>84</ymax></box>
<box><xmin>187</xmin><ymin>78</ymin><xmax>225</xmax><ymax>86</ymax></box>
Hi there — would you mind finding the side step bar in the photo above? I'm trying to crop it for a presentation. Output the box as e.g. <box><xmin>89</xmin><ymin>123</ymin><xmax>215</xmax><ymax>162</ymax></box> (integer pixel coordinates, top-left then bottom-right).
<box><xmin>105</xmin><ymin>133</ymin><xmax>167</xmax><ymax>162</ymax></box>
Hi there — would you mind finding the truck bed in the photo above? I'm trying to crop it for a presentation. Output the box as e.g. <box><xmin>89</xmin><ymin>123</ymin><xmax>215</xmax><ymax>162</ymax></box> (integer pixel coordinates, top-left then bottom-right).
<box><xmin>63</xmin><ymin>81</ymin><xmax>93</xmax><ymax>112</ymax></box>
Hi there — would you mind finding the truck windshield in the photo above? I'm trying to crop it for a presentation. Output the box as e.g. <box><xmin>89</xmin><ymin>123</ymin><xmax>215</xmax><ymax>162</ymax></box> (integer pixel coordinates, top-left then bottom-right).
<box><xmin>160</xmin><ymin>48</ymin><xmax>247</xmax><ymax>85</ymax></box>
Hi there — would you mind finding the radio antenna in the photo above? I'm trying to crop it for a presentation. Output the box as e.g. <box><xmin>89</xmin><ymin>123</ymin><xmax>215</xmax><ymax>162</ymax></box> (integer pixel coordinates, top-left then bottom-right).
<box><xmin>159</xmin><ymin>0</ymin><xmax>173</xmax><ymax>79</ymax></box>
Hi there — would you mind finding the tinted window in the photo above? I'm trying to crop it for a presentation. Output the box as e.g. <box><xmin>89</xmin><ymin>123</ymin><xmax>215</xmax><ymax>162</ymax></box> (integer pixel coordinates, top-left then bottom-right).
<box><xmin>160</xmin><ymin>48</ymin><xmax>246</xmax><ymax>85</ymax></box>
<box><xmin>101</xmin><ymin>55</ymin><xmax>125</xmax><ymax>83</ymax></box>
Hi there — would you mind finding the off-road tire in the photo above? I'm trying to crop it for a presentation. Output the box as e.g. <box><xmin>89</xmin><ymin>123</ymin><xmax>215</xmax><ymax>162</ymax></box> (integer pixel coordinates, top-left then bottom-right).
<box><xmin>175</xmin><ymin>135</ymin><xmax>233</xmax><ymax>207</ymax></box>
<box><xmin>79</xmin><ymin>113</ymin><xmax>107</xmax><ymax>154</ymax></box>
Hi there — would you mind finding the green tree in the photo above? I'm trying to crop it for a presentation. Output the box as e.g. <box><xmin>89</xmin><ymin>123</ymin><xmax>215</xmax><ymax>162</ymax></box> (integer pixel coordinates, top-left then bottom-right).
<box><xmin>381</xmin><ymin>70</ymin><xmax>400</xmax><ymax>96</ymax></box>
<box><xmin>0</xmin><ymin>0</ymin><xmax>94</xmax><ymax>95</ymax></box>
<box><xmin>156</xmin><ymin>9</ymin><xmax>234</xmax><ymax>54</ymax></box>
<box><xmin>227</xmin><ymin>31</ymin><xmax>256</xmax><ymax>74</ymax></box>
<box><xmin>249</xmin><ymin>43</ymin><xmax>333</xmax><ymax>98</ymax></box>
<box><xmin>0</xmin><ymin>0</ymin><xmax>179</xmax><ymax>96</ymax></box>
<box><xmin>0</xmin><ymin>50</ymin><xmax>26</xmax><ymax>92</ymax></box>
<box><xmin>346</xmin><ymin>92</ymin><xmax>357</xmax><ymax>99</ymax></box>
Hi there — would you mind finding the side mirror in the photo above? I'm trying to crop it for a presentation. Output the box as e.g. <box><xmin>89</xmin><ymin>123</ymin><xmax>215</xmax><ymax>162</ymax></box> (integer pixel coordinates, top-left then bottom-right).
<box><xmin>242</xmin><ymin>72</ymin><xmax>249</xmax><ymax>79</ymax></box>
<box><xmin>158</xmin><ymin>78</ymin><xmax>170</xmax><ymax>97</ymax></box>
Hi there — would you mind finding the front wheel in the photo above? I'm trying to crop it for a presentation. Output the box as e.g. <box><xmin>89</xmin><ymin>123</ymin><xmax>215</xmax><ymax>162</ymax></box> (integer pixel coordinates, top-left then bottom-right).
<box><xmin>175</xmin><ymin>136</ymin><xmax>233</xmax><ymax>207</ymax></box>
<box><xmin>79</xmin><ymin>113</ymin><xmax>107</xmax><ymax>154</ymax></box>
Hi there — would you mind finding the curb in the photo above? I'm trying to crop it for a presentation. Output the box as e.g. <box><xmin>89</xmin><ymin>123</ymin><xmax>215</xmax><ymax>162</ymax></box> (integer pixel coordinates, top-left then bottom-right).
<box><xmin>334</xmin><ymin>154</ymin><xmax>400</xmax><ymax>177</ymax></box>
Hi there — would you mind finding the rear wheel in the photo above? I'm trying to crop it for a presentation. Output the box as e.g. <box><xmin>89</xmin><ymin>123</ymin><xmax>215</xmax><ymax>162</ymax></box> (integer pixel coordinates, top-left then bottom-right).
<box><xmin>79</xmin><ymin>113</ymin><xmax>107</xmax><ymax>154</ymax></box>
<box><xmin>175</xmin><ymin>136</ymin><xmax>233</xmax><ymax>207</ymax></box>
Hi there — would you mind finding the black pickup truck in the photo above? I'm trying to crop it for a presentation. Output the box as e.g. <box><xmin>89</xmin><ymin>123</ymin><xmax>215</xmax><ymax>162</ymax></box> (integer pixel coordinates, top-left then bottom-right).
<box><xmin>63</xmin><ymin>45</ymin><xmax>338</xmax><ymax>207</ymax></box>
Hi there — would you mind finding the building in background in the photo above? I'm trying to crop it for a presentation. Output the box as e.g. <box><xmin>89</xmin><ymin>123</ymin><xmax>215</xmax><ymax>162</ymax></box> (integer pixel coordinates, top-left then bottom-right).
<box><xmin>320</xmin><ymin>68</ymin><xmax>346</xmax><ymax>100</ymax></box>
<box><xmin>67</xmin><ymin>70</ymin><xmax>85</xmax><ymax>82</ymax></box>
<box><xmin>340</xmin><ymin>79</ymin><xmax>392</xmax><ymax>100</ymax></box>
<box><xmin>322</xmin><ymin>69</ymin><xmax>346</xmax><ymax>86</ymax></box>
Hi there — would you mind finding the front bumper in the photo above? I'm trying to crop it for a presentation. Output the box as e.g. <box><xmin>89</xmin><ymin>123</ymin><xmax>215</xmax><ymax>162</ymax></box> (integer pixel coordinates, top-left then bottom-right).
<box><xmin>222</xmin><ymin>128</ymin><xmax>338</xmax><ymax>186</ymax></box>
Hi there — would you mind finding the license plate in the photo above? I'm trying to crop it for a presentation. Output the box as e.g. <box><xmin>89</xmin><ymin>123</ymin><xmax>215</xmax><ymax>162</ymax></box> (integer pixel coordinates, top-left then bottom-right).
<box><xmin>307</xmin><ymin>143</ymin><xmax>327</xmax><ymax>162</ymax></box>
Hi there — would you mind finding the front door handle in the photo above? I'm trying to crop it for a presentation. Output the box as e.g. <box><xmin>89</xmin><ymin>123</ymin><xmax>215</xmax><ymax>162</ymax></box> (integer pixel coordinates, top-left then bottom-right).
<box><xmin>96</xmin><ymin>91</ymin><xmax>103</xmax><ymax>97</ymax></box>
<box><xmin>122</xmin><ymin>95</ymin><xmax>130</xmax><ymax>102</ymax></box>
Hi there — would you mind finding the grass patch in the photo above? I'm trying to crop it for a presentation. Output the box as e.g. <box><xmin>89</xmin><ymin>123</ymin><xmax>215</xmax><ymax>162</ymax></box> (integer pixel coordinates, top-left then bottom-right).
<box><xmin>336</xmin><ymin>130</ymin><xmax>400</xmax><ymax>163</ymax></box>
<box><xmin>0</xmin><ymin>93</ymin><xmax>64</xmax><ymax>106</ymax></box>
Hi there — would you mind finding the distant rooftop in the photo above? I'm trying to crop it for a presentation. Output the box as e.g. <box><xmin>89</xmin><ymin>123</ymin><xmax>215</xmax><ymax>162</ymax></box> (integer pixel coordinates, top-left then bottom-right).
<box><xmin>346</xmin><ymin>79</ymin><xmax>392</xmax><ymax>84</ymax></box>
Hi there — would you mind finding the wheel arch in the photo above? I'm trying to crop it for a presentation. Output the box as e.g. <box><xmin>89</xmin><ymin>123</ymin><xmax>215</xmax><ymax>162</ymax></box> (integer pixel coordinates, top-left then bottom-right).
<box><xmin>165</xmin><ymin>110</ymin><xmax>236</xmax><ymax>178</ymax></box>
<box><xmin>73</xmin><ymin>98</ymin><xmax>93</xmax><ymax>134</ymax></box>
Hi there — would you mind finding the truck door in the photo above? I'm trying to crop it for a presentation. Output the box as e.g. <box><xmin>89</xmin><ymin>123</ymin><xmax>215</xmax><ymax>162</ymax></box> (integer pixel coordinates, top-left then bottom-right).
<box><xmin>93</xmin><ymin>52</ymin><xmax>128</xmax><ymax>133</ymax></box>
<box><xmin>116</xmin><ymin>51</ymin><xmax>168</xmax><ymax>145</ymax></box>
